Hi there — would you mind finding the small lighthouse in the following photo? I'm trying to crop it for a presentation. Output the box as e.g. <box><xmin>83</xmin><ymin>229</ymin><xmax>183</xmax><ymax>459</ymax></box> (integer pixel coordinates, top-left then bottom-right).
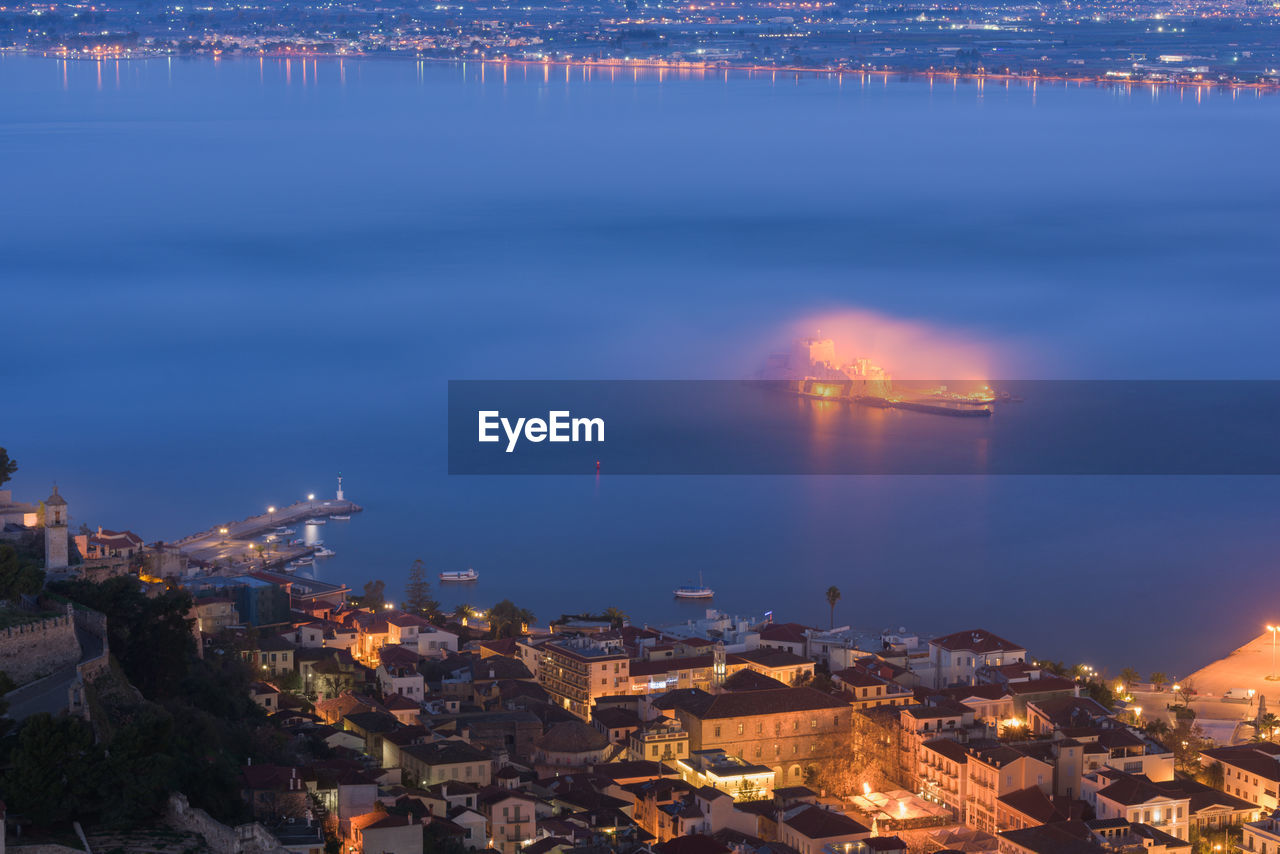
<box><xmin>336</xmin><ymin>473</ymin><xmax>344</xmax><ymax>502</ymax></box>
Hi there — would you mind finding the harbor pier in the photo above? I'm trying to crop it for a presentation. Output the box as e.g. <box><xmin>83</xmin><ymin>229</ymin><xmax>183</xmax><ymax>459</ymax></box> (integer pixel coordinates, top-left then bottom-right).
<box><xmin>176</xmin><ymin>494</ymin><xmax>362</xmax><ymax>571</ymax></box>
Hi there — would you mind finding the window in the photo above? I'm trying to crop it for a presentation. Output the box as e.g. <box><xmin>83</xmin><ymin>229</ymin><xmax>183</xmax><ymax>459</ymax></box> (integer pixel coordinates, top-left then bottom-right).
<box><xmin>738</xmin><ymin>723</ymin><xmax>744</xmax><ymax>735</ymax></box>
<box><xmin>714</xmin><ymin>725</ymin><xmax>721</xmax><ymax>738</ymax></box>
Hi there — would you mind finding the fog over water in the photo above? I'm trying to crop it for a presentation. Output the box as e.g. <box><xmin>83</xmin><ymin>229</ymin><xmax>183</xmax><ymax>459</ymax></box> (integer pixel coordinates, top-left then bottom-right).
<box><xmin>3</xmin><ymin>55</ymin><xmax>1279</xmax><ymax>676</ymax></box>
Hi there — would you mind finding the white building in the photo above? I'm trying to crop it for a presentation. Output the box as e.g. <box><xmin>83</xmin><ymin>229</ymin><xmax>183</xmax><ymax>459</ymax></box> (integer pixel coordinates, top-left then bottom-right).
<box><xmin>928</xmin><ymin>629</ymin><xmax>1027</xmax><ymax>689</ymax></box>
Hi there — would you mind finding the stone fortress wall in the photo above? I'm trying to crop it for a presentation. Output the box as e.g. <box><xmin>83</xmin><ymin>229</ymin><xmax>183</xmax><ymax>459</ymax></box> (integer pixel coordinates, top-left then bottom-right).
<box><xmin>0</xmin><ymin>603</ymin><xmax>81</xmax><ymax>684</ymax></box>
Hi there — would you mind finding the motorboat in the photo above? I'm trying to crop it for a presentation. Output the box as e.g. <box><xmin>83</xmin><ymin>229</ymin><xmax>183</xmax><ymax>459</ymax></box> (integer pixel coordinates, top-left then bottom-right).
<box><xmin>440</xmin><ymin>568</ymin><xmax>479</xmax><ymax>583</ymax></box>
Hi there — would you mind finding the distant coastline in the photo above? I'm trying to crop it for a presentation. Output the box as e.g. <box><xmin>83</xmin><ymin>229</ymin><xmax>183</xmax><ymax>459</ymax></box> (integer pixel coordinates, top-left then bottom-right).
<box><xmin>12</xmin><ymin>48</ymin><xmax>1280</xmax><ymax>94</ymax></box>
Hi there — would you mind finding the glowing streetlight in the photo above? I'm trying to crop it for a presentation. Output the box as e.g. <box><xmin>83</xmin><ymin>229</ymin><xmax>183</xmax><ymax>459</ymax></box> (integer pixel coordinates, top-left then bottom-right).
<box><xmin>1267</xmin><ymin>625</ymin><xmax>1280</xmax><ymax>681</ymax></box>
<box><xmin>308</xmin><ymin>493</ymin><xmax>315</xmax><ymax>501</ymax></box>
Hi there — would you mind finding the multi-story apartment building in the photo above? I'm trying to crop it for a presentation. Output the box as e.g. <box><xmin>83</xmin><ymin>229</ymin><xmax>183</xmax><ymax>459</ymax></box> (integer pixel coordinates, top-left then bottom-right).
<box><xmin>965</xmin><ymin>743</ymin><xmax>1056</xmax><ymax>834</ymax></box>
<box><xmin>833</xmin><ymin>666</ymin><xmax>916</xmax><ymax>710</ymax></box>
<box><xmin>1201</xmin><ymin>743</ymin><xmax>1280</xmax><ymax>810</ymax></box>
<box><xmin>920</xmin><ymin>737</ymin><xmax>971</xmax><ymax>816</ymax></box>
<box><xmin>898</xmin><ymin>698</ymin><xmax>986</xmax><ymax>788</ymax></box>
<box><xmin>399</xmin><ymin>740</ymin><xmax>492</xmax><ymax>789</ymax></box>
<box><xmin>928</xmin><ymin>629</ymin><xmax>1027</xmax><ymax>689</ymax></box>
<box><xmin>1242</xmin><ymin>810</ymin><xmax>1280</xmax><ymax>854</ymax></box>
<box><xmin>629</xmin><ymin>715</ymin><xmax>691</xmax><ymax>763</ymax></box>
<box><xmin>1085</xmin><ymin>769</ymin><xmax>1190</xmax><ymax>841</ymax></box>
<box><xmin>626</xmin><ymin>654</ymin><xmax>741</xmax><ymax>695</ymax></box>
<box><xmin>1071</xmin><ymin>726</ymin><xmax>1173</xmax><ymax>781</ymax></box>
<box><xmin>539</xmin><ymin>636</ymin><xmax>630</xmax><ymax>720</ymax></box>
<box><xmin>479</xmin><ymin>789</ymin><xmax>538</xmax><ymax>854</ymax></box>
<box><xmin>656</xmin><ymin>687</ymin><xmax>852</xmax><ymax>788</ymax></box>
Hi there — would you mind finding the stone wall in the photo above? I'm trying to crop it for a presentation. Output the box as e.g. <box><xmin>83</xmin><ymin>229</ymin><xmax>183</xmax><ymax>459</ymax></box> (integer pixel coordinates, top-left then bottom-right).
<box><xmin>166</xmin><ymin>794</ymin><xmax>293</xmax><ymax>854</ymax></box>
<box><xmin>0</xmin><ymin>604</ymin><xmax>80</xmax><ymax>684</ymax></box>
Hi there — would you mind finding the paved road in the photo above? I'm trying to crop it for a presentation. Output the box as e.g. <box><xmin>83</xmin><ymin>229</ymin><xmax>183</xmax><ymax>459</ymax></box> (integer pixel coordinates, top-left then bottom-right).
<box><xmin>3</xmin><ymin>624</ymin><xmax>105</xmax><ymax>722</ymax></box>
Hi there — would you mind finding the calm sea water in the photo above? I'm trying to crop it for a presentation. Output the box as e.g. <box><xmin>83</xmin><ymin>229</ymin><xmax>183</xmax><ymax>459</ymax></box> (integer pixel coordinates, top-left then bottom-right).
<box><xmin>3</xmin><ymin>55</ymin><xmax>1279</xmax><ymax>677</ymax></box>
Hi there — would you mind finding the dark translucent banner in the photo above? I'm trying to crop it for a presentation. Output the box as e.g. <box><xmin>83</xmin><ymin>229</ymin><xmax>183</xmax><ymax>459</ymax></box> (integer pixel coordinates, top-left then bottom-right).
<box><xmin>447</xmin><ymin>380</ymin><xmax>1280</xmax><ymax>475</ymax></box>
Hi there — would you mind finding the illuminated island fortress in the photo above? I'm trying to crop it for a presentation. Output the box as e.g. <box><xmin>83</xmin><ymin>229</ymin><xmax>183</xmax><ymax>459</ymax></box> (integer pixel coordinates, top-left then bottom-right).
<box><xmin>762</xmin><ymin>336</ymin><xmax>1000</xmax><ymax>416</ymax></box>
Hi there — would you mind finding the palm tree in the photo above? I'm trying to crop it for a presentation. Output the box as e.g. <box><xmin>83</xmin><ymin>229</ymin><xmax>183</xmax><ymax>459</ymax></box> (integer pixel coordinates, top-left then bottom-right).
<box><xmin>488</xmin><ymin>600</ymin><xmax>535</xmax><ymax>638</ymax></box>
<box><xmin>825</xmin><ymin>586</ymin><xmax>842</xmax><ymax>629</ymax></box>
<box><xmin>603</xmin><ymin>607</ymin><xmax>629</xmax><ymax>629</ymax></box>
<box><xmin>1255</xmin><ymin>713</ymin><xmax>1280</xmax><ymax>742</ymax></box>
<box><xmin>1119</xmin><ymin>667</ymin><xmax>1141</xmax><ymax>692</ymax></box>
<box><xmin>452</xmin><ymin>603</ymin><xmax>474</xmax><ymax>624</ymax></box>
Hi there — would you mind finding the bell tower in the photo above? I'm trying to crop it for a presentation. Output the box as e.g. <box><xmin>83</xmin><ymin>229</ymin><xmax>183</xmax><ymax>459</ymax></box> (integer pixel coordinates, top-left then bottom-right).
<box><xmin>44</xmin><ymin>483</ymin><xmax>69</xmax><ymax>569</ymax></box>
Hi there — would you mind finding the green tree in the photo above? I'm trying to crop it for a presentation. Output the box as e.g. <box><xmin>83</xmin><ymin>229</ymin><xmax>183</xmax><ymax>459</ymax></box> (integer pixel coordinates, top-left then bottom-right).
<box><xmin>1202</xmin><ymin>760</ymin><xmax>1225</xmax><ymax>789</ymax></box>
<box><xmin>603</xmin><ymin>606</ymin><xmax>628</xmax><ymax>629</ymax></box>
<box><xmin>1150</xmin><ymin>671</ymin><xmax>1169</xmax><ymax>691</ymax></box>
<box><xmin>405</xmin><ymin>559</ymin><xmax>439</xmax><ymax>617</ymax></box>
<box><xmin>488</xmin><ymin>600</ymin><xmax>534</xmax><ymax>638</ymax></box>
<box><xmin>1172</xmin><ymin>718</ymin><xmax>1210</xmax><ymax>775</ymax></box>
<box><xmin>48</xmin><ymin>576</ymin><xmax>195</xmax><ymax>698</ymax></box>
<box><xmin>825</xmin><ymin>585</ymin><xmax>842</xmax><ymax>629</ymax></box>
<box><xmin>1</xmin><ymin>713</ymin><xmax>105</xmax><ymax>826</ymax></box>
<box><xmin>0</xmin><ymin>670</ymin><xmax>15</xmax><ymax>742</ymax></box>
<box><xmin>353</xmin><ymin>579</ymin><xmax>386</xmax><ymax>611</ymax></box>
<box><xmin>452</xmin><ymin>602</ymin><xmax>475</xmax><ymax>623</ymax></box>
<box><xmin>0</xmin><ymin>447</ymin><xmax>16</xmax><ymax>487</ymax></box>
<box><xmin>97</xmin><ymin>704</ymin><xmax>182</xmax><ymax>825</ymax></box>
<box><xmin>1119</xmin><ymin>667</ymin><xmax>1141</xmax><ymax>691</ymax></box>
<box><xmin>1143</xmin><ymin>718</ymin><xmax>1172</xmax><ymax>740</ymax></box>
<box><xmin>0</xmin><ymin>543</ymin><xmax>44</xmax><ymax>600</ymax></box>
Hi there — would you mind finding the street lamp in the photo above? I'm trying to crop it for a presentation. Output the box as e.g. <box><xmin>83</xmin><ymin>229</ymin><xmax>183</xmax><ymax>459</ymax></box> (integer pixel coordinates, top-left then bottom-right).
<box><xmin>1267</xmin><ymin>625</ymin><xmax>1280</xmax><ymax>681</ymax></box>
<box><xmin>308</xmin><ymin>493</ymin><xmax>315</xmax><ymax>502</ymax></box>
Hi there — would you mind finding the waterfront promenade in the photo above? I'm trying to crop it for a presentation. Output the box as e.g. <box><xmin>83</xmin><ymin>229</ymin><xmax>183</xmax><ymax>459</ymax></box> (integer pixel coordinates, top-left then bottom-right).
<box><xmin>176</xmin><ymin>496</ymin><xmax>362</xmax><ymax>570</ymax></box>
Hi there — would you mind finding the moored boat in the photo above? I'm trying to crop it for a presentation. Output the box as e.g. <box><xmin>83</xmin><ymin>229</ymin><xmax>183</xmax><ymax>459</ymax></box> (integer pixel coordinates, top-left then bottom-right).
<box><xmin>329</xmin><ymin>514</ymin><xmax>351</xmax><ymax>521</ymax></box>
<box><xmin>674</xmin><ymin>572</ymin><xmax>714</xmax><ymax>599</ymax></box>
<box><xmin>315</xmin><ymin>547</ymin><xmax>335</xmax><ymax>558</ymax></box>
<box><xmin>305</xmin><ymin>518</ymin><xmax>327</xmax><ymax>525</ymax></box>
